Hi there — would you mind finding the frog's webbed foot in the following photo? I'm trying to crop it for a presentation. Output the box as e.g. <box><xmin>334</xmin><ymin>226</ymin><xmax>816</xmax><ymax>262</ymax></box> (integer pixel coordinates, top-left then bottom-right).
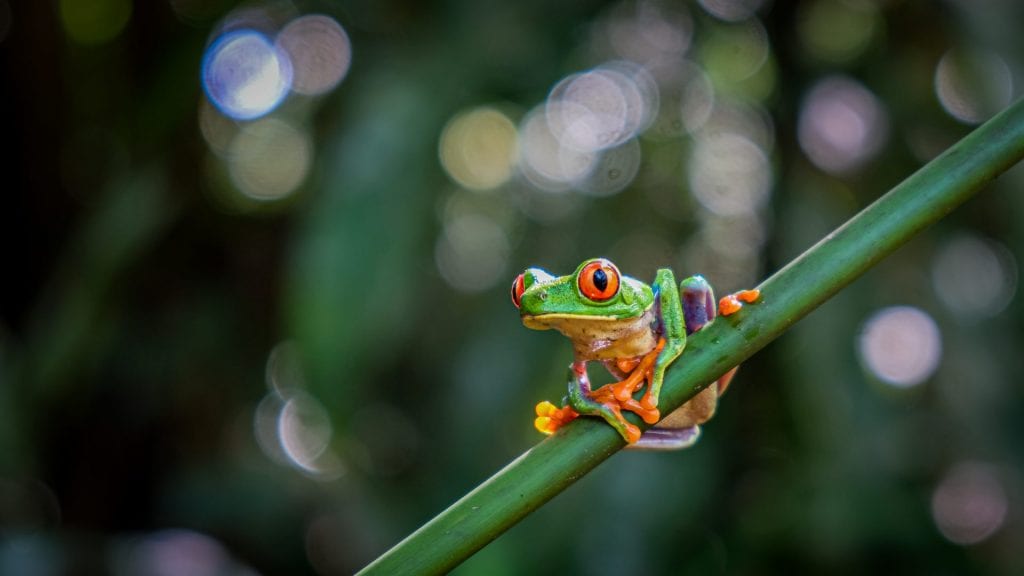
<box><xmin>593</xmin><ymin>339</ymin><xmax>665</xmax><ymax>426</ymax></box>
<box><xmin>592</xmin><ymin>390</ymin><xmax>660</xmax><ymax>426</ymax></box>
<box><xmin>534</xmin><ymin>401</ymin><xmax>578</xmax><ymax>436</ymax></box>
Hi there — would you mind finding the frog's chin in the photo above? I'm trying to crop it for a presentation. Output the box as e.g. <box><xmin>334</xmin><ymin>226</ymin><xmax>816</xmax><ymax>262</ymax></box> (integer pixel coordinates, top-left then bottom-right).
<box><xmin>521</xmin><ymin>308</ymin><xmax>658</xmax><ymax>360</ymax></box>
<box><xmin>520</xmin><ymin>313</ymin><xmax>618</xmax><ymax>331</ymax></box>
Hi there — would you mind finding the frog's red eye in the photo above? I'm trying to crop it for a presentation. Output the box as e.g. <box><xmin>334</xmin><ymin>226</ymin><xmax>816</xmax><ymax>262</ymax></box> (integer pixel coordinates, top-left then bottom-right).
<box><xmin>511</xmin><ymin>274</ymin><xmax>526</xmax><ymax>308</ymax></box>
<box><xmin>578</xmin><ymin>260</ymin><xmax>620</xmax><ymax>302</ymax></box>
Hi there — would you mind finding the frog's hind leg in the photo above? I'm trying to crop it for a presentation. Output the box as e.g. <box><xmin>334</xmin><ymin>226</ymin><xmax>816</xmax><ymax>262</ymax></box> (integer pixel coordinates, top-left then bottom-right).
<box><xmin>627</xmin><ymin>426</ymin><xmax>701</xmax><ymax>451</ymax></box>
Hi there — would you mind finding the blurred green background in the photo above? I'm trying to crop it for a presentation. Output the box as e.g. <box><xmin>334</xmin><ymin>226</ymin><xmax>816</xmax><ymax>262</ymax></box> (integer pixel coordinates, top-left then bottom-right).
<box><xmin>3</xmin><ymin>0</ymin><xmax>1024</xmax><ymax>574</ymax></box>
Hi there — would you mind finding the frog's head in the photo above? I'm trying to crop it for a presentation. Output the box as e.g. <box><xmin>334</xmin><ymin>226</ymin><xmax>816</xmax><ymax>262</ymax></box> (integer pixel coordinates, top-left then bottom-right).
<box><xmin>511</xmin><ymin>258</ymin><xmax>654</xmax><ymax>330</ymax></box>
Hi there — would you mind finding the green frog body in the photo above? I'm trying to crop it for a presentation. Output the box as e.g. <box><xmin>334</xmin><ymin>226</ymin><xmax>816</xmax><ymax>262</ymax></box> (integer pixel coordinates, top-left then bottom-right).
<box><xmin>511</xmin><ymin>258</ymin><xmax>758</xmax><ymax>449</ymax></box>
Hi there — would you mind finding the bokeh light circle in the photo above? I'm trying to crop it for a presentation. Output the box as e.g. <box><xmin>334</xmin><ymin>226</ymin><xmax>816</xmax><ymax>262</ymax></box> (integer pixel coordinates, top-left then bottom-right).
<box><xmin>276</xmin><ymin>14</ymin><xmax>352</xmax><ymax>97</ymax></box>
<box><xmin>114</xmin><ymin>529</ymin><xmax>252</xmax><ymax>576</ymax></box>
<box><xmin>702</xmin><ymin>98</ymin><xmax>775</xmax><ymax>151</ymax></box>
<box><xmin>643</xmin><ymin>58</ymin><xmax>714</xmax><ymax>139</ymax></box>
<box><xmin>603</xmin><ymin>60</ymin><xmax>660</xmax><ymax>136</ymax></box>
<box><xmin>518</xmin><ymin>105</ymin><xmax>597</xmax><ymax>192</ymax></box>
<box><xmin>931</xmin><ymin>462</ymin><xmax>1007</xmax><ymax>545</ymax></box>
<box><xmin>931</xmin><ymin>235</ymin><xmax>1017</xmax><ymax>320</ymax></box>
<box><xmin>698</xmin><ymin>0</ymin><xmax>765</xmax><ymax>22</ymax></box>
<box><xmin>679</xmin><ymin>65</ymin><xmax>716</xmax><ymax>135</ymax></box>
<box><xmin>798</xmin><ymin>76</ymin><xmax>888</xmax><ymax>174</ymax></box>
<box><xmin>934</xmin><ymin>48</ymin><xmax>1013</xmax><ymax>125</ymax></box>
<box><xmin>439</xmin><ymin>107</ymin><xmax>519</xmax><ymax>191</ymax></box>
<box><xmin>227</xmin><ymin>118</ymin><xmax>312</xmax><ymax>201</ymax></box>
<box><xmin>858</xmin><ymin>306</ymin><xmax>941</xmax><ymax>388</ymax></box>
<box><xmin>265</xmin><ymin>340</ymin><xmax>306</xmax><ymax>393</ymax></box>
<box><xmin>701</xmin><ymin>19</ymin><xmax>771</xmax><ymax>88</ymax></box>
<box><xmin>547</xmin><ymin>72</ymin><xmax>626</xmax><ymax>152</ymax></box>
<box><xmin>255</xmin><ymin>388</ymin><xmax>344</xmax><ymax>481</ymax></box>
<box><xmin>198</xmin><ymin>100</ymin><xmax>238</xmax><ymax>156</ymax></box>
<box><xmin>202</xmin><ymin>29</ymin><xmax>293</xmax><ymax>120</ymax></box>
<box><xmin>798</xmin><ymin>0</ymin><xmax>880</xmax><ymax>63</ymax></box>
<box><xmin>546</xmin><ymin>67</ymin><xmax>650</xmax><ymax>153</ymax></box>
<box><xmin>580</xmin><ymin>138</ymin><xmax>642</xmax><ymax>197</ymax></box>
<box><xmin>434</xmin><ymin>213</ymin><xmax>510</xmax><ymax>293</ymax></box>
<box><xmin>278</xmin><ymin>392</ymin><xmax>333</xmax><ymax>473</ymax></box>
<box><xmin>688</xmin><ymin>133</ymin><xmax>771</xmax><ymax>216</ymax></box>
<box><xmin>604</xmin><ymin>0</ymin><xmax>693</xmax><ymax>64</ymax></box>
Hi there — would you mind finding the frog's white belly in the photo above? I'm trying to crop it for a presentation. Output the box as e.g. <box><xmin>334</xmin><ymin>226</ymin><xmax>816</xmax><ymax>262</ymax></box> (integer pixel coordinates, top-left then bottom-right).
<box><xmin>522</xmin><ymin>307</ymin><xmax>658</xmax><ymax>360</ymax></box>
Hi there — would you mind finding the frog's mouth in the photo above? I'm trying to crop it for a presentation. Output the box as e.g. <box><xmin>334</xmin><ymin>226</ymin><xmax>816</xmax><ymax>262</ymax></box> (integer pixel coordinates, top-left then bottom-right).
<box><xmin>520</xmin><ymin>313</ymin><xmax>619</xmax><ymax>331</ymax></box>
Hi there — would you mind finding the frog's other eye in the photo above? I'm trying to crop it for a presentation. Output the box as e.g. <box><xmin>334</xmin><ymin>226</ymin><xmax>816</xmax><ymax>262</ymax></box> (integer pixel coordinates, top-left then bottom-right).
<box><xmin>578</xmin><ymin>260</ymin><xmax>620</xmax><ymax>302</ymax></box>
<box><xmin>511</xmin><ymin>273</ymin><xmax>526</xmax><ymax>308</ymax></box>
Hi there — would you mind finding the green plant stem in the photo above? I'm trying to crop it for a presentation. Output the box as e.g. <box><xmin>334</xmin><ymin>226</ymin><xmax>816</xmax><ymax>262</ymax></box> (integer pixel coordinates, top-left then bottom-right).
<box><xmin>357</xmin><ymin>99</ymin><xmax>1024</xmax><ymax>576</ymax></box>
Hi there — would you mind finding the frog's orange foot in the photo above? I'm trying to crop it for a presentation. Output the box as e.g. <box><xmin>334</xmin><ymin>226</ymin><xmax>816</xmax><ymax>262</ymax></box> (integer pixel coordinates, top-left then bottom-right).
<box><xmin>534</xmin><ymin>401</ymin><xmax>579</xmax><ymax>435</ymax></box>
<box><xmin>616</xmin><ymin>415</ymin><xmax>642</xmax><ymax>443</ymax></box>
<box><xmin>603</xmin><ymin>372</ymin><xmax>645</xmax><ymax>403</ymax></box>
<box><xmin>719</xmin><ymin>289</ymin><xmax>760</xmax><ymax>316</ymax></box>
<box><xmin>619</xmin><ymin>397</ymin><xmax>660</xmax><ymax>424</ymax></box>
<box><xmin>588</xmin><ymin>388</ymin><xmax>660</xmax><ymax>426</ymax></box>
<box><xmin>596</xmin><ymin>401</ymin><xmax>642</xmax><ymax>444</ymax></box>
<box><xmin>593</xmin><ymin>340</ymin><xmax>667</xmax><ymax>426</ymax></box>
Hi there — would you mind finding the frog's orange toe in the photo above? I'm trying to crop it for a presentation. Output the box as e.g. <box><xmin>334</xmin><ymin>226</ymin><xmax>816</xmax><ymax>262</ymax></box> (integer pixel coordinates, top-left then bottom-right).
<box><xmin>719</xmin><ymin>295</ymin><xmax>742</xmax><ymax>316</ymax></box>
<box><xmin>535</xmin><ymin>400</ymin><xmax>558</xmax><ymax>418</ymax></box>
<box><xmin>623</xmin><ymin>422</ymin><xmax>642</xmax><ymax>444</ymax></box>
<box><xmin>719</xmin><ymin>289</ymin><xmax>760</xmax><ymax>316</ymax></box>
<box><xmin>534</xmin><ymin>401</ymin><xmax>578</xmax><ymax>435</ymax></box>
<box><xmin>631</xmin><ymin>401</ymin><xmax>661</xmax><ymax>424</ymax></box>
<box><xmin>535</xmin><ymin>416</ymin><xmax>556</xmax><ymax>435</ymax></box>
<box><xmin>737</xmin><ymin>289</ymin><xmax>760</xmax><ymax>303</ymax></box>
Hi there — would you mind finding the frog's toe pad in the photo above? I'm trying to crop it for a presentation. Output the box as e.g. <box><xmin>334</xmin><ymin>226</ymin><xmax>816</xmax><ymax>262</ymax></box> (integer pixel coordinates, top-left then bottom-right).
<box><xmin>534</xmin><ymin>417</ymin><xmax>557</xmax><ymax>435</ymax></box>
<box><xmin>719</xmin><ymin>289</ymin><xmax>760</xmax><ymax>316</ymax></box>
<box><xmin>534</xmin><ymin>401</ymin><xmax>578</xmax><ymax>435</ymax></box>
<box><xmin>621</xmin><ymin>421</ymin><xmax>642</xmax><ymax>444</ymax></box>
<box><xmin>535</xmin><ymin>400</ymin><xmax>558</xmax><ymax>417</ymax></box>
<box><xmin>736</xmin><ymin>289</ymin><xmax>760</xmax><ymax>303</ymax></box>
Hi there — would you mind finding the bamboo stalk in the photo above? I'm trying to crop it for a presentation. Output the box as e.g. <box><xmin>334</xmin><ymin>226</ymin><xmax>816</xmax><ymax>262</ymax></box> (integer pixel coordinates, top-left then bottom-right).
<box><xmin>358</xmin><ymin>98</ymin><xmax>1024</xmax><ymax>575</ymax></box>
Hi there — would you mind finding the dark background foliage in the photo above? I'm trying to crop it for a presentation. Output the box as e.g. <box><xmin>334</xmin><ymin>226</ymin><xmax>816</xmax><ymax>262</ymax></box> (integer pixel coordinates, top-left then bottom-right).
<box><xmin>2</xmin><ymin>0</ymin><xmax>1023</xmax><ymax>574</ymax></box>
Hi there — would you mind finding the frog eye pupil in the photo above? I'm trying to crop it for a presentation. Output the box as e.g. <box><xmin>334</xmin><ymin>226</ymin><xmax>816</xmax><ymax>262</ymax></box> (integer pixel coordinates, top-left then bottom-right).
<box><xmin>578</xmin><ymin>259</ymin><xmax>620</xmax><ymax>302</ymax></box>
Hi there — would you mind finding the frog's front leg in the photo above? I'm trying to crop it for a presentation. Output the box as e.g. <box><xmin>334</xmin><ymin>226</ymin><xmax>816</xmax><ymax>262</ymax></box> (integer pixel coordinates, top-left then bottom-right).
<box><xmin>566</xmin><ymin>361</ymin><xmax>642</xmax><ymax>443</ymax></box>
<box><xmin>637</xmin><ymin>269</ymin><xmax>688</xmax><ymax>414</ymax></box>
<box><xmin>630</xmin><ymin>275</ymin><xmax>724</xmax><ymax>450</ymax></box>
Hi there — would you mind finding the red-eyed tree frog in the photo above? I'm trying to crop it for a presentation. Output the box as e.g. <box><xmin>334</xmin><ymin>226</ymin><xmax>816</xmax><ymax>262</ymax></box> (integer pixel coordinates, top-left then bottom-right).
<box><xmin>511</xmin><ymin>258</ymin><xmax>759</xmax><ymax>450</ymax></box>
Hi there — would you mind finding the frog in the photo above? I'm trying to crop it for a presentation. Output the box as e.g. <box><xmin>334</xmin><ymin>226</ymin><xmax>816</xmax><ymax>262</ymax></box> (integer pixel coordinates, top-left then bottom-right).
<box><xmin>511</xmin><ymin>258</ymin><xmax>759</xmax><ymax>449</ymax></box>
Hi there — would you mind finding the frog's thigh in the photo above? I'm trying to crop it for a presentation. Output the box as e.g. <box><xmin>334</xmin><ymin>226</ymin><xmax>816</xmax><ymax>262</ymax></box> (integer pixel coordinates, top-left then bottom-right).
<box><xmin>657</xmin><ymin>386</ymin><xmax>717</xmax><ymax>429</ymax></box>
